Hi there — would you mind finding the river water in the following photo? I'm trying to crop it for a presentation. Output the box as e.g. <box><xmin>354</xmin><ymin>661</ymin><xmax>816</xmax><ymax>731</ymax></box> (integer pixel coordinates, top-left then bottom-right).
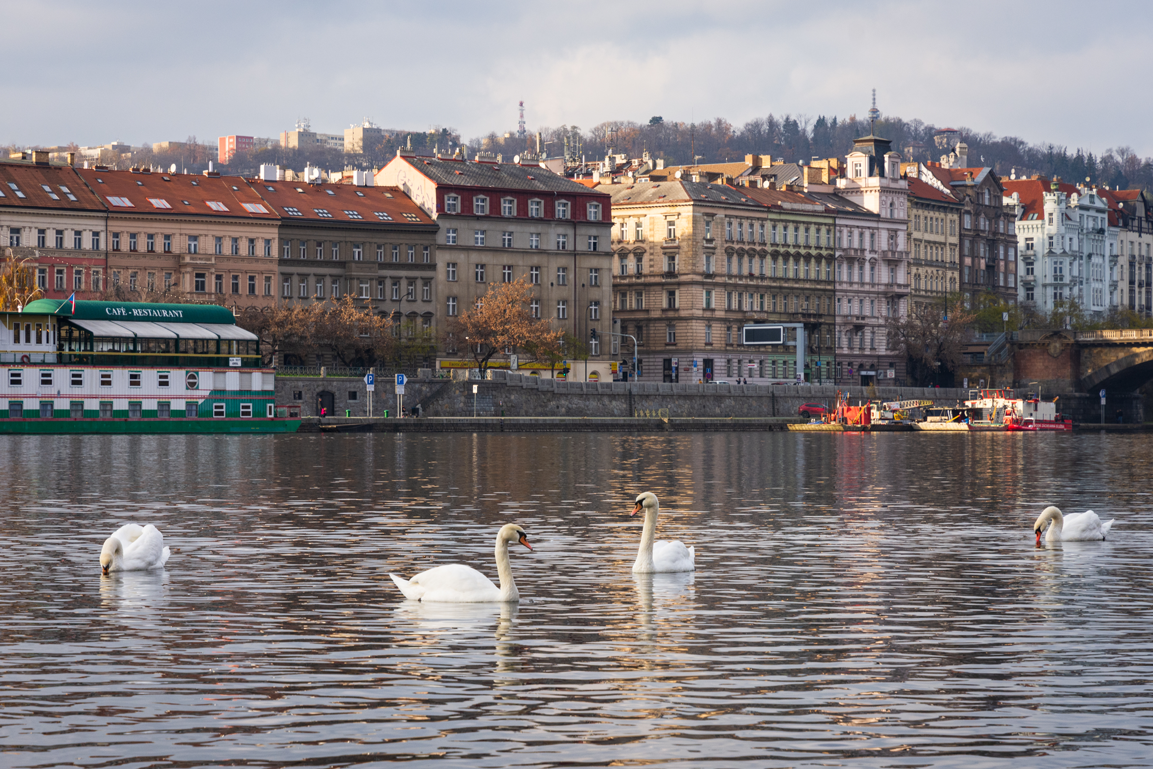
<box><xmin>2</xmin><ymin>432</ymin><xmax>1152</xmax><ymax>768</ymax></box>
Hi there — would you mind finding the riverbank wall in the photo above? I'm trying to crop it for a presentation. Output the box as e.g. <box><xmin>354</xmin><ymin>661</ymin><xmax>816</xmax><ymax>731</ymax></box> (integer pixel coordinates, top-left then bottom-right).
<box><xmin>277</xmin><ymin>371</ymin><xmax>967</xmax><ymax>420</ymax></box>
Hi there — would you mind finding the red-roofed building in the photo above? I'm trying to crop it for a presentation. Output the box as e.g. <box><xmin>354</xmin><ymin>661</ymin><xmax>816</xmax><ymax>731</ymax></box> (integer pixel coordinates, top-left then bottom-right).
<box><xmin>378</xmin><ymin>150</ymin><xmax>614</xmax><ymax>380</ymax></box>
<box><xmin>72</xmin><ymin>167</ymin><xmax>281</xmax><ymax>309</ymax></box>
<box><xmin>1098</xmin><ymin>186</ymin><xmax>1153</xmax><ymax>316</ymax></box>
<box><xmin>903</xmin><ymin>176</ymin><xmax>962</xmax><ymax>312</ymax></box>
<box><xmin>905</xmin><ymin>161</ymin><xmax>1017</xmax><ymax>307</ymax></box>
<box><xmin>0</xmin><ymin>157</ymin><xmax>109</xmax><ymax>302</ymax></box>
<box><xmin>251</xmin><ymin>175</ymin><xmax>439</xmax><ymax>356</ymax></box>
<box><xmin>1003</xmin><ymin>176</ymin><xmax>1114</xmax><ymax>316</ymax></box>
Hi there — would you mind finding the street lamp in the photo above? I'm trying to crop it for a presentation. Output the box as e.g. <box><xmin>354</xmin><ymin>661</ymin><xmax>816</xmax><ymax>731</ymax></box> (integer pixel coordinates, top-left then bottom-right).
<box><xmin>611</xmin><ymin>332</ymin><xmax>638</xmax><ymax>382</ymax></box>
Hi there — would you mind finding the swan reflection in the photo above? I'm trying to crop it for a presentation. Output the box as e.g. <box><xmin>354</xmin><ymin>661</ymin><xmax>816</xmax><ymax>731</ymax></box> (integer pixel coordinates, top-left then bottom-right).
<box><xmin>99</xmin><ymin>569</ymin><xmax>171</xmax><ymax>631</ymax></box>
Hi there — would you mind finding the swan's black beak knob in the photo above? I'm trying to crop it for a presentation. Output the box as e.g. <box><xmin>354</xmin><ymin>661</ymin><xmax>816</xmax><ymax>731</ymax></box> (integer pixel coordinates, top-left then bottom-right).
<box><xmin>519</xmin><ymin>534</ymin><xmax>532</xmax><ymax>551</ymax></box>
<box><xmin>631</xmin><ymin>502</ymin><xmax>642</xmax><ymax>517</ymax></box>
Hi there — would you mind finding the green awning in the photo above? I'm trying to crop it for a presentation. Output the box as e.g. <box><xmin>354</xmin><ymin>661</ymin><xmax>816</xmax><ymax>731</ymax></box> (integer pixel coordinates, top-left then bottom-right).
<box><xmin>21</xmin><ymin>299</ymin><xmax>237</xmax><ymax>325</ymax></box>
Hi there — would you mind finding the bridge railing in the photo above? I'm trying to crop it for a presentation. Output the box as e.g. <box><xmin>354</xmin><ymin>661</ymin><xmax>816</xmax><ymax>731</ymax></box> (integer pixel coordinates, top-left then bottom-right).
<box><xmin>1076</xmin><ymin>329</ymin><xmax>1153</xmax><ymax>341</ymax></box>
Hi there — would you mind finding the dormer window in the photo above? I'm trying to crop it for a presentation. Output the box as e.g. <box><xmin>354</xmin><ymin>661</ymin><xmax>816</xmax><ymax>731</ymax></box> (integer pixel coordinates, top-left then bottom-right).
<box><xmin>444</xmin><ymin>194</ymin><xmax>460</xmax><ymax>213</ymax></box>
<box><xmin>501</xmin><ymin>197</ymin><xmax>516</xmax><ymax>216</ymax></box>
<box><xmin>473</xmin><ymin>196</ymin><xmax>488</xmax><ymax>215</ymax></box>
<box><xmin>555</xmin><ymin>200</ymin><xmax>570</xmax><ymax>219</ymax></box>
<box><xmin>529</xmin><ymin>199</ymin><xmax>542</xmax><ymax>218</ymax></box>
<box><xmin>587</xmin><ymin>202</ymin><xmax>602</xmax><ymax>221</ymax></box>
<box><xmin>852</xmin><ymin>161</ymin><xmax>864</xmax><ymax>178</ymax></box>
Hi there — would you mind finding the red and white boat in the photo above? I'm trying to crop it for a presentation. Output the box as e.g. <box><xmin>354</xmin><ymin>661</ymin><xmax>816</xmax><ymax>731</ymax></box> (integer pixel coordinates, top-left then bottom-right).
<box><xmin>1005</xmin><ymin>395</ymin><xmax>1072</xmax><ymax>431</ymax></box>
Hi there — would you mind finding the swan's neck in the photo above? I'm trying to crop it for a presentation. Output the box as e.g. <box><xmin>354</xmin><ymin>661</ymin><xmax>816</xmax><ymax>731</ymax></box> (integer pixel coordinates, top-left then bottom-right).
<box><xmin>494</xmin><ymin>537</ymin><xmax>519</xmax><ymax>601</ymax></box>
<box><xmin>633</xmin><ymin>506</ymin><xmax>658</xmax><ymax>571</ymax></box>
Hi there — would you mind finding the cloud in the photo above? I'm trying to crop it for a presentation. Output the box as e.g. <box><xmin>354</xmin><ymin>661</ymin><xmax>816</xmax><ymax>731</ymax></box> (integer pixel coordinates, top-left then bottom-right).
<box><xmin>2</xmin><ymin>0</ymin><xmax>1152</xmax><ymax>156</ymax></box>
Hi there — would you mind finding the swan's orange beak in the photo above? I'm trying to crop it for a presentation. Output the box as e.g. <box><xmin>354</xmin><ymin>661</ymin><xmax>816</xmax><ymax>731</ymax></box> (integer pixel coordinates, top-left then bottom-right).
<box><xmin>1035</xmin><ymin>529</ymin><xmax>1042</xmax><ymax>546</ymax></box>
<box><xmin>519</xmin><ymin>534</ymin><xmax>533</xmax><ymax>551</ymax></box>
<box><xmin>631</xmin><ymin>501</ymin><xmax>642</xmax><ymax>516</ymax></box>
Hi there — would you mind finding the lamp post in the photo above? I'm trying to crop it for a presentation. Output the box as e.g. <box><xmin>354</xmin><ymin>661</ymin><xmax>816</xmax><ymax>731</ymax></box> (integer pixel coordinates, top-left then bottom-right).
<box><xmin>611</xmin><ymin>332</ymin><xmax>638</xmax><ymax>382</ymax></box>
<box><xmin>473</xmin><ymin>383</ymin><xmax>478</xmax><ymax>418</ymax></box>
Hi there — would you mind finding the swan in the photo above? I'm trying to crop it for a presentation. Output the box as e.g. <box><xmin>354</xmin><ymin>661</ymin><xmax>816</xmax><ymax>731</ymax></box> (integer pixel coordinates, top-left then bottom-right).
<box><xmin>631</xmin><ymin>492</ymin><xmax>695</xmax><ymax>573</ymax></box>
<box><xmin>389</xmin><ymin>523</ymin><xmax>532</xmax><ymax>602</ymax></box>
<box><xmin>100</xmin><ymin>524</ymin><xmax>171</xmax><ymax>573</ymax></box>
<box><xmin>1033</xmin><ymin>506</ymin><xmax>1115</xmax><ymax>544</ymax></box>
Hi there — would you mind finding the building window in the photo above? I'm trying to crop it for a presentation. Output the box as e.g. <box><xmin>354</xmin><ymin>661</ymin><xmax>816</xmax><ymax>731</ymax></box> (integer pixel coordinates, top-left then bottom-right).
<box><xmin>187</xmin><ymin>235</ymin><xmax>198</xmax><ymax>254</ymax></box>
<box><xmin>502</xmin><ymin>265</ymin><xmax>513</xmax><ymax>282</ymax></box>
<box><xmin>557</xmin><ymin>267</ymin><xmax>567</xmax><ymax>286</ymax></box>
<box><xmin>391</xmin><ymin>280</ymin><xmax>401</xmax><ymax>300</ymax></box>
<box><xmin>635</xmin><ymin>221</ymin><xmax>644</xmax><ymax>241</ymax></box>
<box><xmin>556</xmin><ymin>200</ymin><xmax>570</xmax><ymax>219</ymax></box>
<box><xmin>529</xmin><ymin>233</ymin><xmax>540</xmax><ymax>249</ymax></box>
<box><xmin>588</xmin><ymin>202</ymin><xmax>602</xmax><ymax>221</ymax></box>
<box><xmin>588</xmin><ymin>235</ymin><xmax>599</xmax><ymax>251</ymax></box>
<box><xmin>502</xmin><ymin>231</ymin><xmax>513</xmax><ymax>248</ymax></box>
<box><xmin>474</xmin><ymin>230</ymin><xmax>486</xmax><ymax>247</ymax></box>
<box><xmin>473</xmin><ymin>196</ymin><xmax>488</xmax><ymax>215</ymax></box>
<box><xmin>231</xmin><ymin>274</ymin><xmax>240</xmax><ymax>294</ymax></box>
<box><xmin>666</xmin><ymin>324</ymin><xmax>676</xmax><ymax>344</ymax></box>
<box><xmin>445</xmin><ymin>195</ymin><xmax>460</xmax><ymax>213</ymax></box>
<box><xmin>422</xmin><ymin>280</ymin><xmax>431</xmax><ymax>301</ymax></box>
<box><xmin>501</xmin><ymin>198</ymin><xmax>516</xmax><ymax>217</ymax></box>
<box><xmin>194</xmin><ymin>273</ymin><xmax>206</xmax><ymax>292</ymax></box>
<box><xmin>407</xmin><ymin>281</ymin><xmax>415</xmax><ymax>301</ymax></box>
<box><xmin>475</xmin><ymin>264</ymin><xmax>486</xmax><ymax>282</ymax></box>
<box><xmin>556</xmin><ymin>300</ymin><xmax>568</xmax><ymax>319</ymax></box>
<box><xmin>530</xmin><ymin>266</ymin><xmax>540</xmax><ymax>285</ymax></box>
<box><xmin>447</xmin><ymin>263</ymin><xmax>457</xmax><ymax>281</ymax></box>
<box><xmin>666</xmin><ymin>220</ymin><xmax>676</xmax><ymax>240</ymax></box>
<box><xmin>392</xmin><ymin>245</ymin><xmax>400</xmax><ymax>262</ymax></box>
<box><xmin>556</xmin><ymin>234</ymin><xmax>568</xmax><ymax>250</ymax></box>
<box><xmin>353</xmin><ymin>243</ymin><xmax>363</xmax><ymax>261</ymax></box>
<box><xmin>530</xmin><ymin>298</ymin><xmax>540</xmax><ymax>318</ymax></box>
<box><xmin>447</xmin><ymin>296</ymin><xmax>458</xmax><ymax>316</ymax></box>
<box><xmin>589</xmin><ymin>300</ymin><xmax>600</xmax><ymax>320</ymax></box>
<box><xmin>589</xmin><ymin>268</ymin><xmax>600</xmax><ymax>286</ymax></box>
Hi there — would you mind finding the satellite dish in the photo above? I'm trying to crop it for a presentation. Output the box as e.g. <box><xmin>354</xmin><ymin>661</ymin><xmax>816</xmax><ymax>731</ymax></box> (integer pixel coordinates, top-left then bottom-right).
<box><xmin>675</xmin><ymin>170</ymin><xmax>683</xmax><ymax>179</ymax></box>
<box><xmin>513</xmin><ymin>154</ymin><xmax>521</xmax><ymax>164</ymax></box>
<box><xmin>169</xmin><ymin>163</ymin><xmax>177</xmax><ymax>173</ymax></box>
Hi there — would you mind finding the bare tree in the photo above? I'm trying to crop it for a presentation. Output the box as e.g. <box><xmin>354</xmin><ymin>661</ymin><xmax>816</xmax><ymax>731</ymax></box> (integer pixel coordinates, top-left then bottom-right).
<box><xmin>886</xmin><ymin>294</ymin><xmax>975</xmax><ymax>386</ymax></box>
<box><xmin>446</xmin><ymin>277</ymin><xmax>562</xmax><ymax>374</ymax></box>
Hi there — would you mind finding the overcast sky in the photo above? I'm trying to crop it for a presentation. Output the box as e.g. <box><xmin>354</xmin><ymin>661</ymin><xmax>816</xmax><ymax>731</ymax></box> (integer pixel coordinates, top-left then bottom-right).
<box><xmin>4</xmin><ymin>0</ymin><xmax>1152</xmax><ymax>157</ymax></box>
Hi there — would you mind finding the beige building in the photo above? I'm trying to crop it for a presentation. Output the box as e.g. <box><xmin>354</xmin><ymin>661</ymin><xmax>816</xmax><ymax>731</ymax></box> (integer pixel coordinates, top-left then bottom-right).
<box><xmin>0</xmin><ymin>158</ymin><xmax>109</xmax><ymax>303</ymax></box>
<box><xmin>72</xmin><ymin>167</ymin><xmax>281</xmax><ymax>310</ymax></box>
<box><xmin>378</xmin><ymin>151</ymin><xmax>614</xmax><ymax>380</ymax></box>
<box><xmin>905</xmin><ymin>177</ymin><xmax>961</xmax><ymax>311</ymax></box>
<box><xmin>601</xmin><ymin>179</ymin><xmax>836</xmax><ymax>383</ymax></box>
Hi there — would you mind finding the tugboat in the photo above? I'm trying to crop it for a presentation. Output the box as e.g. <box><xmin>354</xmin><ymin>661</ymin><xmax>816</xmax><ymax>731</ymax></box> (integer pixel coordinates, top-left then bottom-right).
<box><xmin>1005</xmin><ymin>393</ymin><xmax>1072</xmax><ymax>431</ymax></box>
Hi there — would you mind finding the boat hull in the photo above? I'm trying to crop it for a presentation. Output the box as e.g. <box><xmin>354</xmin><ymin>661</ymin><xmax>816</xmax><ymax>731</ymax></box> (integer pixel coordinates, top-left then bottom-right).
<box><xmin>0</xmin><ymin>418</ymin><xmax>300</xmax><ymax>434</ymax></box>
<box><xmin>913</xmin><ymin>422</ymin><xmax>970</xmax><ymax>432</ymax></box>
<box><xmin>1006</xmin><ymin>420</ymin><xmax>1072</xmax><ymax>432</ymax></box>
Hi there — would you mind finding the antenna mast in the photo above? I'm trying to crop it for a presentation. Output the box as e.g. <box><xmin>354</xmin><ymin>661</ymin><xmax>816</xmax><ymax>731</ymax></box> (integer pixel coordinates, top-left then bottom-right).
<box><xmin>868</xmin><ymin>89</ymin><xmax>880</xmax><ymax>133</ymax></box>
<box><xmin>518</xmin><ymin>101</ymin><xmax>526</xmax><ymax>140</ymax></box>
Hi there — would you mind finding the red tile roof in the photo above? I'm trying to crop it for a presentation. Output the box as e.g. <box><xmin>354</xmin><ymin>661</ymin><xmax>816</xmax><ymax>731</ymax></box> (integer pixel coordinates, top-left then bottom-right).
<box><xmin>737</xmin><ymin>185</ymin><xmax>831</xmax><ymax>212</ymax></box>
<box><xmin>906</xmin><ymin>177</ymin><xmax>959</xmax><ymax>204</ymax></box>
<box><xmin>73</xmin><ymin>168</ymin><xmax>280</xmax><ymax>219</ymax></box>
<box><xmin>253</xmin><ymin>181</ymin><xmax>433</xmax><ymax>225</ymax></box>
<box><xmin>0</xmin><ymin>161</ymin><xmax>105</xmax><ymax>210</ymax></box>
<box><xmin>1002</xmin><ymin>177</ymin><xmax>1079</xmax><ymax>220</ymax></box>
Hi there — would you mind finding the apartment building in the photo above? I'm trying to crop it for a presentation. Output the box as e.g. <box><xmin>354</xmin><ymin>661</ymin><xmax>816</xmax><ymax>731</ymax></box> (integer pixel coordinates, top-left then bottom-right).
<box><xmin>904</xmin><ymin>177</ymin><xmax>962</xmax><ymax>310</ymax></box>
<box><xmin>254</xmin><ymin>175</ymin><xmax>438</xmax><ymax>334</ymax></box>
<box><xmin>378</xmin><ymin>151</ymin><xmax>614</xmax><ymax>379</ymax></box>
<box><xmin>72</xmin><ymin>167</ymin><xmax>281</xmax><ymax>309</ymax></box>
<box><xmin>1100</xmin><ymin>188</ymin><xmax>1153</xmax><ymax>315</ymax></box>
<box><xmin>0</xmin><ymin>157</ymin><xmax>109</xmax><ymax>301</ymax></box>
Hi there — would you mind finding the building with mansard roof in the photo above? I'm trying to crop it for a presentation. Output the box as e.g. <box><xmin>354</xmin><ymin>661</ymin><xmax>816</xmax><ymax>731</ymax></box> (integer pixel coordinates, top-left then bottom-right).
<box><xmin>378</xmin><ymin>150</ymin><xmax>614</xmax><ymax>380</ymax></box>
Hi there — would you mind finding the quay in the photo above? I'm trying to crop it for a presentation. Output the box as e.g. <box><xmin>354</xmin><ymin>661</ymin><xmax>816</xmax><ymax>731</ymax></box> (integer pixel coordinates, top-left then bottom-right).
<box><xmin>298</xmin><ymin>416</ymin><xmax>1152</xmax><ymax>433</ymax></box>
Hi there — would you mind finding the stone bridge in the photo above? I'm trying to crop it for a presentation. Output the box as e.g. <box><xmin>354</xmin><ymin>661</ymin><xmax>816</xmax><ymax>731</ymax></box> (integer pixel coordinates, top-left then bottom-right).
<box><xmin>1011</xmin><ymin>328</ymin><xmax>1153</xmax><ymax>422</ymax></box>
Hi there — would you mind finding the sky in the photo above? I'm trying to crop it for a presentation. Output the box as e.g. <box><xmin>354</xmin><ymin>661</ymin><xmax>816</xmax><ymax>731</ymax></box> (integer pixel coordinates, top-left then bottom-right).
<box><xmin>3</xmin><ymin>0</ymin><xmax>1152</xmax><ymax>157</ymax></box>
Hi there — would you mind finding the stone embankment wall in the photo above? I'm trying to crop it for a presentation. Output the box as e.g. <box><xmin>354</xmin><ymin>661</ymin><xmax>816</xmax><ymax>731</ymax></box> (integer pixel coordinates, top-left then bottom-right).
<box><xmin>276</xmin><ymin>371</ymin><xmax>967</xmax><ymax>419</ymax></box>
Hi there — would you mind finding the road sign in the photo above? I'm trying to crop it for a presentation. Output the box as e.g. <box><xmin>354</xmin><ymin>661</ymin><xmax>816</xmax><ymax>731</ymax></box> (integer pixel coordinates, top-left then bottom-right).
<box><xmin>510</xmin><ymin>354</ymin><xmax>518</xmax><ymax>370</ymax></box>
<box><xmin>395</xmin><ymin>385</ymin><xmax>405</xmax><ymax>395</ymax></box>
<box><xmin>365</xmin><ymin>372</ymin><xmax>375</xmax><ymax>392</ymax></box>
<box><xmin>1099</xmin><ymin>388</ymin><xmax>1106</xmax><ymax>399</ymax></box>
<box><xmin>396</xmin><ymin>373</ymin><xmax>407</xmax><ymax>386</ymax></box>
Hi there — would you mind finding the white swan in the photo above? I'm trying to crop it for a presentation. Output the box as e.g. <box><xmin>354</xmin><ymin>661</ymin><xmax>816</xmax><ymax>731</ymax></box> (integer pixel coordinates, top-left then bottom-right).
<box><xmin>1034</xmin><ymin>506</ymin><xmax>1115</xmax><ymax>544</ymax></box>
<box><xmin>100</xmin><ymin>524</ymin><xmax>171</xmax><ymax>573</ymax></box>
<box><xmin>389</xmin><ymin>523</ymin><xmax>532</xmax><ymax>602</ymax></box>
<box><xmin>631</xmin><ymin>492</ymin><xmax>695</xmax><ymax>573</ymax></box>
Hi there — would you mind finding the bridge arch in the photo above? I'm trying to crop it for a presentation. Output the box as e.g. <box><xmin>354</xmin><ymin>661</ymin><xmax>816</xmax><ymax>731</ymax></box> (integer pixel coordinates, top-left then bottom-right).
<box><xmin>1081</xmin><ymin>347</ymin><xmax>1153</xmax><ymax>393</ymax></box>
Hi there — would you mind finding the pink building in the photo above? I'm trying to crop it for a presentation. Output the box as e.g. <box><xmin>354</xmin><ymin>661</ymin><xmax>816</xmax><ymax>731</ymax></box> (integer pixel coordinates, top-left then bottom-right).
<box><xmin>218</xmin><ymin>135</ymin><xmax>254</xmax><ymax>164</ymax></box>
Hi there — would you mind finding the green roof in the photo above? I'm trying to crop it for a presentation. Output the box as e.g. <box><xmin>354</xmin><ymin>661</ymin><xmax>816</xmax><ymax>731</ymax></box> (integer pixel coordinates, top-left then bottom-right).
<box><xmin>20</xmin><ymin>299</ymin><xmax>237</xmax><ymax>324</ymax></box>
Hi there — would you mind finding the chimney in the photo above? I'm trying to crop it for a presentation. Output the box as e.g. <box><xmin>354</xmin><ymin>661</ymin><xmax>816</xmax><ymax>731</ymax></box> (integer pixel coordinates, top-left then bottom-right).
<box><xmin>32</xmin><ymin>150</ymin><xmax>50</xmax><ymax>165</ymax></box>
<box><xmin>66</xmin><ymin>152</ymin><xmax>76</xmax><ymax>166</ymax></box>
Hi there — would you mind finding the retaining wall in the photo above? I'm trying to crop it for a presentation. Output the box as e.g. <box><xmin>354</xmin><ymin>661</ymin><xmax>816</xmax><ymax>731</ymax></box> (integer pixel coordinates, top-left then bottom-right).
<box><xmin>276</xmin><ymin>371</ymin><xmax>967</xmax><ymax>419</ymax></box>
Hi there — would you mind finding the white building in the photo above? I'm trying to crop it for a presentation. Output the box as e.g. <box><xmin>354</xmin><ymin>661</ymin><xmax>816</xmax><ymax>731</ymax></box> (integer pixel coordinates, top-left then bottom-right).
<box><xmin>1004</xmin><ymin>177</ymin><xmax>1116</xmax><ymax>318</ymax></box>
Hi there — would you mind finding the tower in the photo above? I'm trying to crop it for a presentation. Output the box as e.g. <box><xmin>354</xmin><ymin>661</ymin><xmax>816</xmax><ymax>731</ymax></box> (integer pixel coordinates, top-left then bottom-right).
<box><xmin>867</xmin><ymin>89</ymin><xmax>880</xmax><ymax>133</ymax></box>
<box><xmin>518</xmin><ymin>101</ymin><xmax>526</xmax><ymax>140</ymax></box>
